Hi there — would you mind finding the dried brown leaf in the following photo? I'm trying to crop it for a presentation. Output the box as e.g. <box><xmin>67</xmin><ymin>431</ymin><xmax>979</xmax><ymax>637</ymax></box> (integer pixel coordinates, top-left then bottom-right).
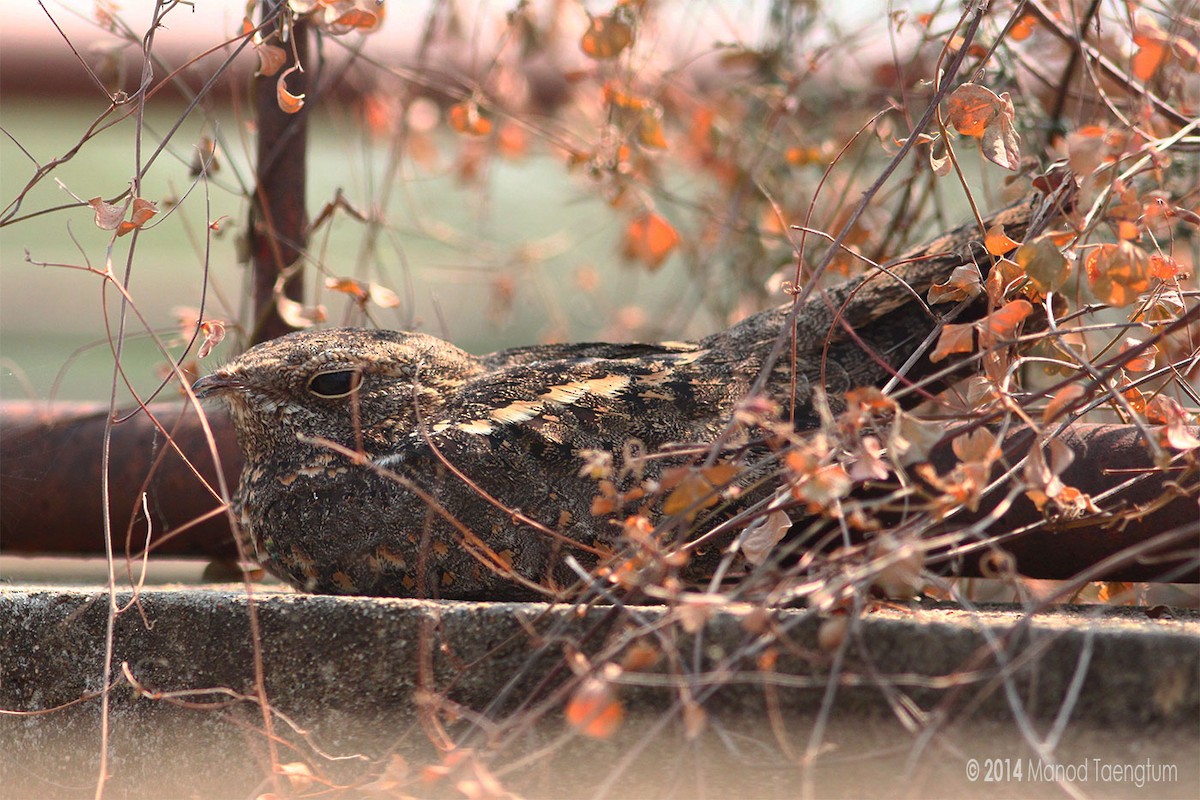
<box><xmin>952</xmin><ymin>427</ymin><xmax>999</xmax><ymax>465</ymax></box>
<box><xmin>276</xmin><ymin>66</ymin><xmax>305</xmax><ymax>114</ymax></box>
<box><xmin>1147</xmin><ymin>395</ymin><xmax>1200</xmax><ymax>451</ymax></box>
<box><xmin>197</xmin><ymin>320</ymin><xmax>226</xmax><ymax>359</ymax></box>
<box><xmin>1066</xmin><ymin>126</ymin><xmax>1108</xmax><ymax>176</ymax></box>
<box><xmin>369</xmin><ymin>282</ymin><xmax>400</xmax><ymax>309</ymax></box>
<box><xmin>88</xmin><ymin>197</ymin><xmax>124</xmax><ymax>231</ymax></box>
<box><xmin>741</xmin><ymin>507</ymin><xmax>791</xmax><ymax>566</ymax></box>
<box><xmin>256</xmin><ymin>44</ymin><xmax>287</xmax><ymax>77</ymax></box>
<box><xmin>891</xmin><ymin>413</ymin><xmax>943</xmax><ymax>465</ymax></box>
<box><xmin>277</xmin><ymin>296</ymin><xmax>326</xmax><ymax>328</ymax></box>
<box><xmin>1016</xmin><ymin>235</ymin><xmax>1070</xmax><ymax>294</ymax></box>
<box><xmin>930</xmin><ymin>322</ymin><xmax>975</xmax><ymax>363</ymax></box>
<box><xmin>928</xmin><ymin>264</ymin><xmax>982</xmax><ymax>304</ymax></box>
<box><xmin>979</xmin><ymin>91</ymin><xmax>1020</xmax><ymax>170</ymax></box>
<box><xmin>581</xmin><ymin>15</ymin><xmax>633</xmax><ymax>60</ymax></box>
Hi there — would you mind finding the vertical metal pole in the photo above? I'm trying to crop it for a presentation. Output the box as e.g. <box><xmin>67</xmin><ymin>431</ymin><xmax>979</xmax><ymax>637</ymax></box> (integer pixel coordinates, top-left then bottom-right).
<box><xmin>250</xmin><ymin>3</ymin><xmax>309</xmax><ymax>344</ymax></box>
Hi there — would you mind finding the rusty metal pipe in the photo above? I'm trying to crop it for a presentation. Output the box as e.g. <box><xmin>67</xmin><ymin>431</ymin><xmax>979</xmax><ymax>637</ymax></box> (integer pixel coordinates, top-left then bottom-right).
<box><xmin>1</xmin><ymin>402</ymin><xmax>1195</xmax><ymax>582</ymax></box>
<box><xmin>0</xmin><ymin>402</ymin><xmax>239</xmax><ymax>558</ymax></box>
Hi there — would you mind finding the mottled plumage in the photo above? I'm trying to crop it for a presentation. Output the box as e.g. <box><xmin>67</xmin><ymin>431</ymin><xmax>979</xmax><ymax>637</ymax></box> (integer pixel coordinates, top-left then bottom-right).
<box><xmin>195</xmin><ymin>194</ymin><xmax>1061</xmax><ymax>599</ymax></box>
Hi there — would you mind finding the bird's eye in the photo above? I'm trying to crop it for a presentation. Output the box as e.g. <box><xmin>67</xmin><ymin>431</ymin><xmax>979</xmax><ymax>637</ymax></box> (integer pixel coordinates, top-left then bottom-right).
<box><xmin>307</xmin><ymin>369</ymin><xmax>362</xmax><ymax>398</ymax></box>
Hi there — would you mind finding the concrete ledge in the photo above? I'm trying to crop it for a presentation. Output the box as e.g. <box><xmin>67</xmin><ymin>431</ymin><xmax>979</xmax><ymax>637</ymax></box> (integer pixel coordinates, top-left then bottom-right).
<box><xmin>2</xmin><ymin>589</ymin><xmax>1197</xmax><ymax>798</ymax></box>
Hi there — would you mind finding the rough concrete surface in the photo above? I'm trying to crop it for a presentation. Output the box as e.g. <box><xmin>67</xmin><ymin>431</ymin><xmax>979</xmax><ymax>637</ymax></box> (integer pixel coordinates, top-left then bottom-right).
<box><xmin>2</xmin><ymin>587</ymin><xmax>1197</xmax><ymax>799</ymax></box>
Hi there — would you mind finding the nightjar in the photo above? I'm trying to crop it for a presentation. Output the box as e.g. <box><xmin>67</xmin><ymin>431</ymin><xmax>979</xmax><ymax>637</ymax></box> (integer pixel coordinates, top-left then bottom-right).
<box><xmin>194</xmin><ymin>194</ymin><xmax>1059</xmax><ymax>599</ymax></box>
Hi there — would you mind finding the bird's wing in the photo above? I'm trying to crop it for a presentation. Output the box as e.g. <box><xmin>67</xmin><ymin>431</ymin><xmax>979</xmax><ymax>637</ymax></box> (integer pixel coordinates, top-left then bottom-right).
<box><xmin>423</xmin><ymin>347</ymin><xmax>739</xmax><ymax>453</ymax></box>
<box><xmin>479</xmin><ymin>339</ymin><xmax>701</xmax><ymax>370</ymax></box>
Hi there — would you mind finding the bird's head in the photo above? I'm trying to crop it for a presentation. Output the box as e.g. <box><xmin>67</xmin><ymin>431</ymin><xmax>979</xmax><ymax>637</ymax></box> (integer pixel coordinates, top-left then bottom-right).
<box><xmin>193</xmin><ymin>328</ymin><xmax>480</xmax><ymax>461</ymax></box>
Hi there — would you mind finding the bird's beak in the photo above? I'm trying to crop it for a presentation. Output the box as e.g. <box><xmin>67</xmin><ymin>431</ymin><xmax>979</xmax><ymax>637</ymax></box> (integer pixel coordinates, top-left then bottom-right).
<box><xmin>192</xmin><ymin>370</ymin><xmax>242</xmax><ymax>399</ymax></box>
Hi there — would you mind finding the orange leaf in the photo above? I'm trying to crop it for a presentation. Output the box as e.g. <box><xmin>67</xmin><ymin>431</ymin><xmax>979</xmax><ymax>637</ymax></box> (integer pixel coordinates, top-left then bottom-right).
<box><xmin>1121</xmin><ymin>382</ymin><xmax>1147</xmax><ymax>415</ymax></box>
<box><xmin>1120</xmin><ymin>337</ymin><xmax>1157</xmax><ymax>372</ymax></box>
<box><xmin>663</xmin><ymin>473</ymin><xmax>708</xmax><ymax>517</ymax></box>
<box><xmin>1132</xmin><ymin>36</ymin><xmax>1168</xmax><ymax>82</ymax></box>
<box><xmin>662</xmin><ymin>464</ymin><xmax>736</xmax><ymax>520</ymax></box>
<box><xmin>603</xmin><ymin>84</ymin><xmax>648</xmax><ymax>110</ymax></box>
<box><xmin>1043</xmin><ymin>384</ymin><xmax>1086</xmax><ymax>423</ymax></box>
<box><xmin>580</xmin><ymin>15</ymin><xmax>633</xmax><ymax>60</ymax></box>
<box><xmin>447</xmin><ymin>100</ymin><xmax>492</xmax><ymax>136</ymax></box>
<box><xmin>788</xmin><ymin>462</ymin><xmax>851</xmax><ymax>512</ymax></box>
<box><xmin>1088</xmin><ymin>242</ymin><xmax>1153</xmax><ymax>307</ymax></box>
<box><xmin>496</xmin><ymin>123</ymin><xmax>527</xmax><ymax>158</ymax></box>
<box><xmin>930</xmin><ymin>322</ymin><xmax>976</xmax><ymax>363</ymax></box>
<box><xmin>1149</xmin><ymin>254</ymin><xmax>1179</xmax><ymax>281</ymax></box>
<box><xmin>786</xmin><ymin>145</ymin><xmax>824</xmax><ymax>166</ymax></box>
<box><xmin>636</xmin><ymin>112</ymin><xmax>667</xmax><ymax>149</ymax></box>
<box><xmin>591</xmin><ymin>494</ymin><xmax>618</xmax><ymax>517</ymax></box>
<box><xmin>1097</xmin><ymin>581</ymin><xmax>1134</xmax><ymax>604</ymax></box>
<box><xmin>566</xmin><ymin>677</ymin><xmax>624</xmax><ymax>738</ymax></box>
<box><xmin>116</xmin><ymin>197</ymin><xmax>158</xmax><ymax>237</ymax></box>
<box><xmin>845</xmin><ymin>386</ymin><xmax>897</xmax><ymax>415</ymax></box>
<box><xmin>326</xmin><ymin>277</ymin><xmax>370</xmax><ymax>303</ymax></box>
<box><xmin>1010</xmin><ymin>14</ymin><xmax>1037</xmax><ymax>41</ymax></box>
<box><xmin>1116</xmin><ymin>219</ymin><xmax>1140</xmax><ymax>241</ymax></box>
<box><xmin>324</xmin><ymin>6</ymin><xmax>385</xmax><ymax>35</ymax></box>
<box><xmin>1023</xmin><ymin>438</ymin><xmax>1076</xmax><ymax>511</ymax></box>
<box><xmin>980</xmin><ymin>299</ymin><xmax>1033</xmax><ymax>346</ymax></box>
<box><xmin>277</xmin><ymin>66</ymin><xmax>305</xmax><ymax>114</ymax></box>
<box><xmin>986</xmin><ymin>257</ymin><xmax>1026</xmax><ymax>304</ymax></box>
<box><xmin>1147</xmin><ymin>394</ymin><xmax>1189</xmax><ymax>425</ymax></box>
<box><xmin>620</xmin><ymin>641</ymin><xmax>660</xmax><ymax>672</ymax></box>
<box><xmin>947</xmin><ymin>83</ymin><xmax>1002</xmax><ymax>138</ymax></box>
<box><xmin>256</xmin><ymin>43</ymin><xmax>287</xmax><ymax>77</ymax></box>
<box><xmin>985</xmin><ymin>223</ymin><xmax>1020</xmax><ymax>256</ymax></box>
<box><xmin>129</xmin><ymin>197</ymin><xmax>157</xmax><ymax>226</ymax></box>
<box><xmin>946</xmin><ymin>84</ymin><xmax>1020</xmax><ymax>169</ymax></box>
<box><xmin>622</xmin><ymin>211</ymin><xmax>680</xmax><ymax>270</ymax></box>
<box><xmin>702</xmin><ymin>463</ymin><xmax>739</xmax><ymax>486</ymax></box>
